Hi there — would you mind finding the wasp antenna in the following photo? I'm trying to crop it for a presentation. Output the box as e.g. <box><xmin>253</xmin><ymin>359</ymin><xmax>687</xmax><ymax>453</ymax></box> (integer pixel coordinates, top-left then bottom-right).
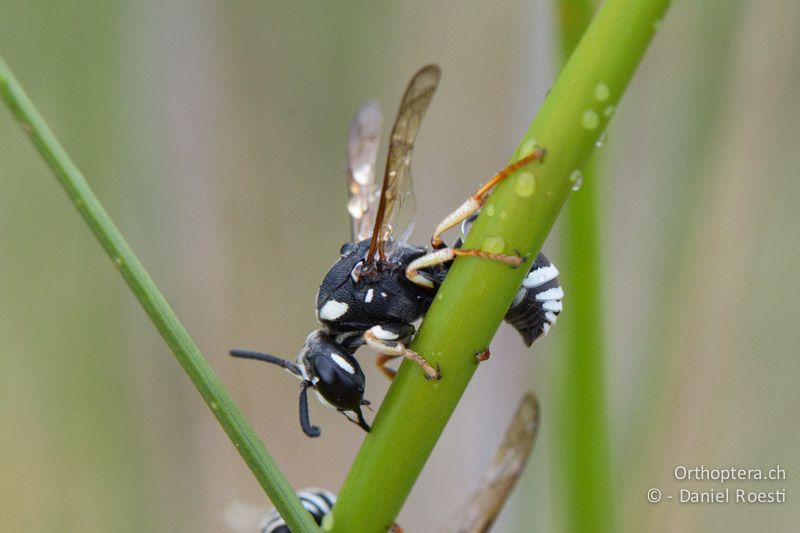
<box><xmin>229</xmin><ymin>348</ymin><xmax>302</xmax><ymax>376</ymax></box>
<box><xmin>299</xmin><ymin>381</ymin><xmax>321</xmax><ymax>438</ymax></box>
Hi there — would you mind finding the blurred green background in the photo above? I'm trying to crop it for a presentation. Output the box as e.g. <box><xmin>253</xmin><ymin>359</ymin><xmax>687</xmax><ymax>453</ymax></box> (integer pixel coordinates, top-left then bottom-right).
<box><xmin>1</xmin><ymin>1</ymin><xmax>798</xmax><ymax>532</ymax></box>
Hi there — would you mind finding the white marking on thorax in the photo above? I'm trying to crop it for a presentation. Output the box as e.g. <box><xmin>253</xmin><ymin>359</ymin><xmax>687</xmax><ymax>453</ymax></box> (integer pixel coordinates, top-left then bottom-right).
<box><xmin>523</xmin><ymin>264</ymin><xmax>559</xmax><ymax>288</ymax></box>
<box><xmin>319</xmin><ymin>299</ymin><xmax>349</xmax><ymax>320</ymax></box>
<box><xmin>365</xmin><ymin>288</ymin><xmax>374</xmax><ymax>303</ymax></box>
<box><xmin>331</xmin><ymin>353</ymin><xmax>355</xmax><ymax>374</ymax></box>
<box><xmin>372</xmin><ymin>325</ymin><xmax>399</xmax><ymax>340</ymax></box>
<box><xmin>535</xmin><ymin>286</ymin><xmax>564</xmax><ymax>301</ymax></box>
<box><xmin>381</xmin><ymin>292</ymin><xmax>387</xmax><ymax>298</ymax></box>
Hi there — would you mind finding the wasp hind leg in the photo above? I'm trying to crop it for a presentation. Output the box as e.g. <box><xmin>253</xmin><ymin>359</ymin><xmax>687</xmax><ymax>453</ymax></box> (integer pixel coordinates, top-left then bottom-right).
<box><xmin>406</xmin><ymin>248</ymin><xmax>524</xmax><ymax>289</ymax></box>
<box><xmin>364</xmin><ymin>324</ymin><xmax>441</xmax><ymax>380</ymax></box>
<box><xmin>431</xmin><ymin>148</ymin><xmax>546</xmax><ymax>249</ymax></box>
<box><xmin>375</xmin><ymin>354</ymin><xmax>399</xmax><ymax>379</ymax></box>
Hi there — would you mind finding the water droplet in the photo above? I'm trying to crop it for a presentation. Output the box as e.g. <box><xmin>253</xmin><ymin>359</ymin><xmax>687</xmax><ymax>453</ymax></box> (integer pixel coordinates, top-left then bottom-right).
<box><xmin>653</xmin><ymin>19</ymin><xmax>663</xmax><ymax>32</ymax></box>
<box><xmin>582</xmin><ymin>110</ymin><xmax>599</xmax><ymax>130</ymax></box>
<box><xmin>352</xmin><ymin>163</ymin><xmax>372</xmax><ymax>185</ymax></box>
<box><xmin>113</xmin><ymin>256</ymin><xmax>123</xmax><ymax>269</ymax></box>
<box><xmin>519</xmin><ymin>138</ymin><xmax>537</xmax><ymax>158</ymax></box>
<box><xmin>594</xmin><ymin>82</ymin><xmax>610</xmax><ymax>102</ymax></box>
<box><xmin>482</xmin><ymin>236</ymin><xmax>506</xmax><ymax>255</ymax></box>
<box><xmin>514</xmin><ymin>171</ymin><xmax>536</xmax><ymax>197</ymax></box>
<box><xmin>569</xmin><ymin>170</ymin><xmax>584</xmax><ymax>191</ymax></box>
<box><xmin>485</xmin><ymin>204</ymin><xmax>496</xmax><ymax>217</ymax></box>
<box><xmin>603</xmin><ymin>105</ymin><xmax>615</xmax><ymax>117</ymax></box>
<box><xmin>500</xmin><ymin>210</ymin><xmax>508</xmax><ymax>219</ymax></box>
<box><xmin>595</xmin><ymin>131</ymin><xmax>607</xmax><ymax>148</ymax></box>
<box><xmin>347</xmin><ymin>196</ymin><xmax>365</xmax><ymax>218</ymax></box>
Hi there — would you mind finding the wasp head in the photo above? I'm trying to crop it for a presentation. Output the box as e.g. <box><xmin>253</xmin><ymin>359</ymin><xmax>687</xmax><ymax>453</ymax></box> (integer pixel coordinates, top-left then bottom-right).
<box><xmin>297</xmin><ymin>331</ymin><xmax>370</xmax><ymax>433</ymax></box>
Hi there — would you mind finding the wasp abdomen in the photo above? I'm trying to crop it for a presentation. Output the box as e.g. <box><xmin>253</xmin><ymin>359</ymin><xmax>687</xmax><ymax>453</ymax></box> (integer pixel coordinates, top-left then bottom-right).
<box><xmin>505</xmin><ymin>253</ymin><xmax>563</xmax><ymax>347</ymax></box>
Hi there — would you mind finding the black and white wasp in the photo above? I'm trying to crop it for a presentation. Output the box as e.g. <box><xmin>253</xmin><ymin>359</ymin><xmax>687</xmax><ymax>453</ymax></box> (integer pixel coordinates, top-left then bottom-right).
<box><xmin>230</xmin><ymin>65</ymin><xmax>563</xmax><ymax>437</ymax></box>
<box><xmin>260</xmin><ymin>488</ymin><xmax>336</xmax><ymax>533</ymax></box>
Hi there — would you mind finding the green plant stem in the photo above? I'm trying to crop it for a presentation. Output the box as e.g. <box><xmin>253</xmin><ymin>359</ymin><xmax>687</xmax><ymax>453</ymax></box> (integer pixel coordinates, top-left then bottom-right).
<box><xmin>332</xmin><ymin>0</ymin><xmax>671</xmax><ymax>531</ymax></box>
<box><xmin>552</xmin><ymin>1</ymin><xmax>615</xmax><ymax>532</ymax></box>
<box><xmin>0</xmin><ymin>55</ymin><xmax>319</xmax><ymax>533</ymax></box>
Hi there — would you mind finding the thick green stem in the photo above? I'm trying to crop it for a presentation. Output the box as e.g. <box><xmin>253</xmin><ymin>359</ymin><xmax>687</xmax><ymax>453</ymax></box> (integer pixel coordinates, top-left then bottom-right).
<box><xmin>0</xmin><ymin>55</ymin><xmax>319</xmax><ymax>533</ymax></box>
<box><xmin>332</xmin><ymin>1</ymin><xmax>671</xmax><ymax>531</ymax></box>
<box><xmin>552</xmin><ymin>1</ymin><xmax>615</xmax><ymax>532</ymax></box>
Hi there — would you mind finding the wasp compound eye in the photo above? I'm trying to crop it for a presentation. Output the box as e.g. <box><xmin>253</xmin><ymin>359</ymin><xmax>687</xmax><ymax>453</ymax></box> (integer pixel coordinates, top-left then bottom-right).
<box><xmin>312</xmin><ymin>352</ymin><xmax>365</xmax><ymax>411</ymax></box>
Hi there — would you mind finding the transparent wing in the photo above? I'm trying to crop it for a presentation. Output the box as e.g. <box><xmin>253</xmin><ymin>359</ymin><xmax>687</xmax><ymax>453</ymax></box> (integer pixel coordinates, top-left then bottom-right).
<box><xmin>346</xmin><ymin>101</ymin><xmax>383</xmax><ymax>242</ymax></box>
<box><xmin>219</xmin><ymin>500</ymin><xmax>267</xmax><ymax>533</ymax></box>
<box><xmin>366</xmin><ymin>64</ymin><xmax>441</xmax><ymax>263</ymax></box>
<box><xmin>445</xmin><ymin>394</ymin><xmax>540</xmax><ymax>533</ymax></box>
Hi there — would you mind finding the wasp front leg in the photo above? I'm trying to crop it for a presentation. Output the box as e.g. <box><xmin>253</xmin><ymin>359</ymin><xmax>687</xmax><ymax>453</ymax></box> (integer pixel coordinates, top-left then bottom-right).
<box><xmin>363</xmin><ymin>323</ymin><xmax>441</xmax><ymax>380</ymax></box>
<box><xmin>405</xmin><ymin>248</ymin><xmax>524</xmax><ymax>289</ymax></box>
<box><xmin>431</xmin><ymin>149</ymin><xmax>546</xmax><ymax>249</ymax></box>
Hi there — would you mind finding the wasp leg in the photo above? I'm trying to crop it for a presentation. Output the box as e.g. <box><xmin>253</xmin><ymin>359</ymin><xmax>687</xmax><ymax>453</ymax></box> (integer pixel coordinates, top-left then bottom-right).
<box><xmin>376</xmin><ymin>354</ymin><xmax>399</xmax><ymax>379</ymax></box>
<box><xmin>364</xmin><ymin>325</ymin><xmax>441</xmax><ymax>380</ymax></box>
<box><xmin>431</xmin><ymin>149</ymin><xmax>546</xmax><ymax>248</ymax></box>
<box><xmin>406</xmin><ymin>248</ymin><xmax>524</xmax><ymax>289</ymax></box>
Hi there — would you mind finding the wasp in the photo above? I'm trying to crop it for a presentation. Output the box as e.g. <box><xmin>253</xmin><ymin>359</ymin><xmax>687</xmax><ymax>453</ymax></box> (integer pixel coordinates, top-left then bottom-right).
<box><xmin>231</xmin><ymin>65</ymin><xmax>562</xmax><ymax>437</ymax></box>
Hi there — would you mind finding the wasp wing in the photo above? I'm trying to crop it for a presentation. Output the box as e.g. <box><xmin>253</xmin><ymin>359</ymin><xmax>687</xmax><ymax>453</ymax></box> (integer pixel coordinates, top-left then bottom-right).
<box><xmin>347</xmin><ymin>101</ymin><xmax>383</xmax><ymax>242</ymax></box>
<box><xmin>367</xmin><ymin>64</ymin><xmax>441</xmax><ymax>263</ymax></box>
<box><xmin>445</xmin><ymin>394</ymin><xmax>540</xmax><ymax>533</ymax></box>
<box><xmin>218</xmin><ymin>500</ymin><xmax>267</xmax><ymax>533</ymax></box>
